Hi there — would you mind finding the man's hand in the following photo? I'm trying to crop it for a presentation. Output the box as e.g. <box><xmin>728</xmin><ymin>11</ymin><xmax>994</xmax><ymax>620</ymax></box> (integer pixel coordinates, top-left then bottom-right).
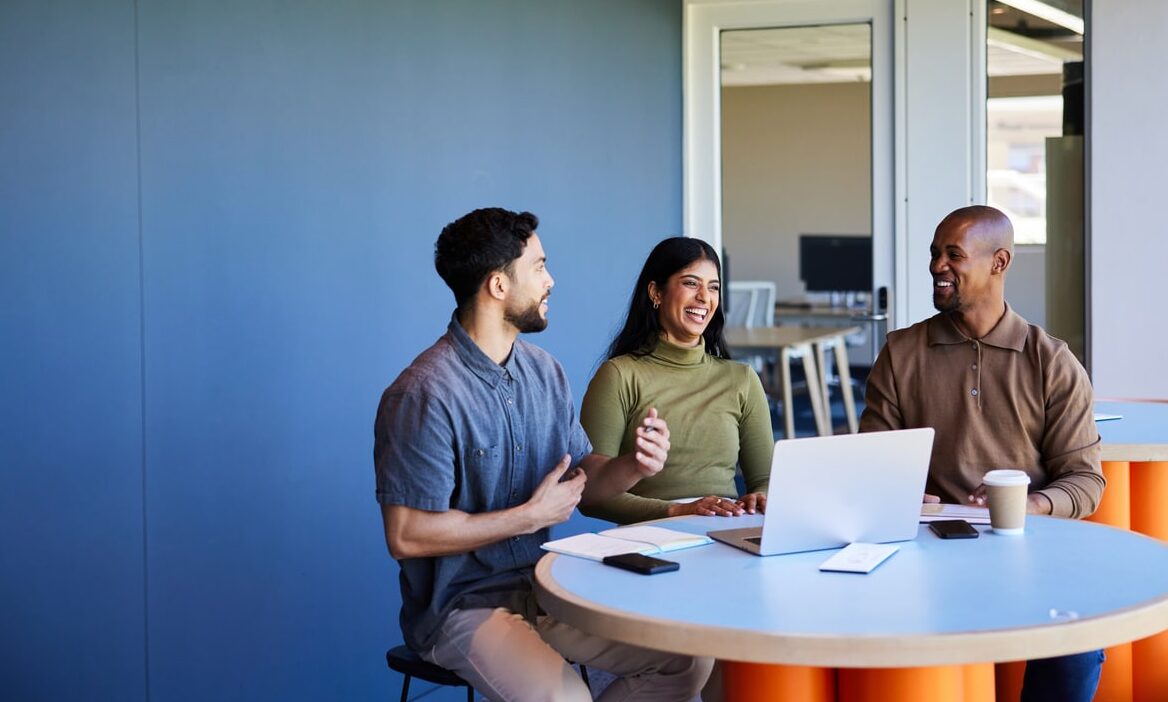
<box><xmin>1026</xmin><ymin>492</ymin><xmax>1053</xmax><ymax>515</ymax></box>
<box><xmin>966</xmin><ymin>485</ymin><xmax>1052</xmax><ymax>515</ymax></box>
<box><xmin>966</xmin><ymin>485</ymin><xmax>987</xmax><ymax>507</ymax></box>
<box><xmin>632</xmin><ymin>407</ymin><xmax>670</xmax><ymax>478</ymax></box>
<box><xmin>523</xmin><ymin>454</ymin><xmax>586</xmax><ymax>531</ymax></box>
<box><xmin>923</xmin><ymin>493</ymin><xmax>941</xmax><ymax>504</ymax></box>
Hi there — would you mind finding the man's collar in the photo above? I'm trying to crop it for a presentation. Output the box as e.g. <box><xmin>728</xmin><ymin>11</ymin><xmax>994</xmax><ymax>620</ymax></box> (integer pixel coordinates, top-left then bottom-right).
<box><xmin>446</xmin><ymin>312</ymin><xmax>518</xmax><ymax>387</ymax></box>
<box><xmin>927</xmin><ymin>303</ymin><xmax>1027</xmax><ymax>351</ymax></box>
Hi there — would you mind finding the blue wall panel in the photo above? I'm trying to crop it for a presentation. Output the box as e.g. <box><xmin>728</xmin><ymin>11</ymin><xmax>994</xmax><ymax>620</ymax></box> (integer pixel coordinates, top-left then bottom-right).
<box><xmin>0</xmin><ymin>1</ymin><xmax>146</xmax><ymax>700</ymax></box>
<box><xmin>3</xmin><ymin>0</ymin><xmax>680</xmax><ymax>699</ymax></box>
<box><xmin>136</xmin><ymin>1</ymin><xmax>680</xmax><ymax>700</ymax></box>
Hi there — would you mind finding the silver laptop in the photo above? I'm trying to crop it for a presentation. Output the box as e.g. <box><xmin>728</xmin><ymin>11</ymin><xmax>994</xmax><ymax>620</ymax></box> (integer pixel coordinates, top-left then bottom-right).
<box><xmin>708</xmin><ymin>428</ymin><xmax>935</xmax><ymax>556</ymax></box>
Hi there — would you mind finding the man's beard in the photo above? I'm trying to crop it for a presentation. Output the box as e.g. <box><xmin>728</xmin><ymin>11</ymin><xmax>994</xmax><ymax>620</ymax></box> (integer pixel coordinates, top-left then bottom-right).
<box><xmin>933</xmin><ymin>288</ymin><xmax>961</xmax><ymax>313</ymax></box>
<box><xmin>506</xmin><ymin>298</ymin><xmax>548</xmax><ymax>333</ymax></box>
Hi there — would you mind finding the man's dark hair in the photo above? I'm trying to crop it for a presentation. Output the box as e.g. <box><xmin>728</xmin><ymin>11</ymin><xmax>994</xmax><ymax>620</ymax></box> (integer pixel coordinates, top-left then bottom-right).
<box><xmin>434</xmin><ymin>208</ymin><xmax>539</xmax><ymax>312</ymax></box>
<box><xmin>605</xmin><ymin>237</ymin><xmax>731</xmax><ymax>360</ymax></box>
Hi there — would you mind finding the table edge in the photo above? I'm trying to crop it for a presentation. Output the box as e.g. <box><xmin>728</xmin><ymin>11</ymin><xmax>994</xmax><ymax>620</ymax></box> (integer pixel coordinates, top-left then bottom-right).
<box><xmin>1100</xmin><ymin>445</ymin><xmax>1168</xmax><ymax>462</ymax></box>
<box><xmin>534</xmin><ymin>553</ymin><xmax>1168</xmax><ymax>667</ymax></box>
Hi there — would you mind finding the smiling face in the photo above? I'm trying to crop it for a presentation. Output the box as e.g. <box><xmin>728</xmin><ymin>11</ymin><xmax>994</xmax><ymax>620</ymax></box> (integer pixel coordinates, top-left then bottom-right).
<box><xmin>503</xmin><ymin>233</ymin><xmax>554</xmax><ymax>333</ymax></box>
<box><xmin>929</xmin><ymin>218</ymin><xmax>998</xmax><ymax>314</ymax></box>
<box><xmin>648</xmin><ymin>257</ymin><xmax>720</xmax><ymax>347</ymax></box>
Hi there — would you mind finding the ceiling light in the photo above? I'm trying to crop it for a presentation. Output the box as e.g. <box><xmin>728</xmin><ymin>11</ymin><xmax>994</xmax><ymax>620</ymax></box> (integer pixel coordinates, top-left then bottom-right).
<box><xmin>996</xmin><ymin>0</ymin><xmax>1084</xmax><ymax>34</ymax></box>
<box><xmin>987</xmin><ymin>26</ymin><xmax>1082</xmax><ymax>63</ymax></box>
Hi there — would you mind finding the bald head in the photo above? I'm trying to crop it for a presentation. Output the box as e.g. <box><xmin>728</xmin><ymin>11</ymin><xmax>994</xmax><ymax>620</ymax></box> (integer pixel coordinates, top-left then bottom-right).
<box><xmin>929</xmin><ymin>205</ymin><xmax>1015</xmax><ymax>326</ymax></box>
<box><xmin>936</xmin><ymin>205</ymin><xmax>1014</xmax><ymax>257</ymax></box>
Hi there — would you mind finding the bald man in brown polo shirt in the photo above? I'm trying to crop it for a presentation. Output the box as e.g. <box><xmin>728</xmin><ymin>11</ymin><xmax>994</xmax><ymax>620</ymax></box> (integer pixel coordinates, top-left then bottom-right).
<box><xmin>860</xmin><ymin>205</ymin><xmax>1105</xmax><ymax>701</ymax></box>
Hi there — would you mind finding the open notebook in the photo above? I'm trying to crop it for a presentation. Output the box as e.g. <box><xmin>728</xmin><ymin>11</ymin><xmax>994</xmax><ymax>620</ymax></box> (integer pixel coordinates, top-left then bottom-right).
<box><xmin>542</xmin><ymin>525</ymin><xmax>712</xmax><ymax>561</ymax></box>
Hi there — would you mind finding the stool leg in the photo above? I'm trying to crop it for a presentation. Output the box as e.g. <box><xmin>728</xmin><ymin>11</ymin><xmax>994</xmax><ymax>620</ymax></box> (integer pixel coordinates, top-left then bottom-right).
<box><xmin>400</xmin><ymin>674</ymin><xmax>410</xmax><ymax>702</ymax></box>
<box><xmin>578</xmin><ymin>664</ymin><xmax>590</xmax><ymax>690</ymax></box>
<box><xmin>465</xmin><ymin>684</ymin><xmax>473</xmax><ymax>702</ymax></box>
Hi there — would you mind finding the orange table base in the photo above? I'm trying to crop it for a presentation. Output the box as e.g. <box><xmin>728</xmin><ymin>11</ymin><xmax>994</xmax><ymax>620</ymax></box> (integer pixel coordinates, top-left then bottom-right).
<box><xmin>1086</xmin><ymin>461</ymin><xmax>1134</xmax><ymax>702</ymax></box>
<box><xmin>994</xmin><ymin>660</ymin><xmax>1025</xmax><ymax>701</ymax></box>
<box><xmin>1089</xmin><ymin>461</ymin><xmax>1131</xmax><ymax>530</ymax></box>
<box><xmin>1130</xmin><ymin>461</ymin><xmax>1168</xmax><ymax>702</ymax></box>
<box><xmin>1095</xmin><ymin>641</ymin><xmax>1134</xmax><ymax>702</ymax></box>
<box><xmin>837</xmin><ymin>664</ymin><xmax>993</xmax><ymax>702</ymax></box>
<box><xmin>722</xmin><ymin>663</ymin><xmax>834</xmax><ymax>702</ymax></box>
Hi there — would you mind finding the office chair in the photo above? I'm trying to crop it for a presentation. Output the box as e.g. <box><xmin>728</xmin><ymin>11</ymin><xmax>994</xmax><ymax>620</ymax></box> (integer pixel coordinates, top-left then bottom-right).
<box><xmin>386</xmin><ymin>645</ymin><xmax>591</xmax><ymax>702</ymax></box>
<box><xmin>386</xmin><ymin>645</ymin><xmax>474</xmax><ymax>702</ymax></box>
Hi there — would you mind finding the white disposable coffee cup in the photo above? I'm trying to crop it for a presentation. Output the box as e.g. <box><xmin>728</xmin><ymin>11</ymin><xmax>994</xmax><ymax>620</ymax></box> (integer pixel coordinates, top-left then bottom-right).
<box><xmin>983</xmin><ymin>469</ymin><xmax>1031</xmax><ymax>535</ymax></box>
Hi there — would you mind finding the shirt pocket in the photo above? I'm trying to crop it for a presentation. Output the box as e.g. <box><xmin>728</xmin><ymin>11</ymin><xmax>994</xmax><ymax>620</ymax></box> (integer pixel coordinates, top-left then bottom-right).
<box><xmin>458</xmin><ymin>445</ymin><xmax>505</xmax><ymax>506</ymax></box>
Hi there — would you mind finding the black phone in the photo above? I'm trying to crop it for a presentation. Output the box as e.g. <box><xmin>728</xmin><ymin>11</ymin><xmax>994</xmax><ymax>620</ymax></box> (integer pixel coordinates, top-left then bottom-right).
<box><xmin>601</xmin><ymin>552</ymin><xmax>680</xmax><ymax>575</ymax></box>
<box><xmin>929</xmin><ymin>519</ymin><xmax>980</xmax><ymax>539</ymax></box>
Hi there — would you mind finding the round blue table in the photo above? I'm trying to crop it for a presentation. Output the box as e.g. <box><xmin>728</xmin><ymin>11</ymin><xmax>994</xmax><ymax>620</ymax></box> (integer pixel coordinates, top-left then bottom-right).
<box><xmin>536</xmin><ymin>515</ymin><xmax>1168</xmax><ymax>700</ymax></box>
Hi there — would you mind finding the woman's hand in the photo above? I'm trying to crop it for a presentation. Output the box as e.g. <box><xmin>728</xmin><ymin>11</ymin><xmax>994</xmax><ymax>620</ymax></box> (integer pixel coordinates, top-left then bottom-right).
<box><xmin>667</xmin><ymin>495</ymin><xmax>745</xmax><ymax>517</ymax></box>
<box><xmin>737</xmin><ymin>492</ymin><xmax>766</xmax><ymax>514</ymax></box>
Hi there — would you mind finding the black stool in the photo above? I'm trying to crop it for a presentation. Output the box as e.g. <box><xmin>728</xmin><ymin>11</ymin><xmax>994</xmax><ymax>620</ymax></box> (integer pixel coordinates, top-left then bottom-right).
<box><xmin>386</xmin><ymin>645</ymin><xmax>591</xmax><ymax>701</ymax></box>
<box><xmin>386</xmin><ymin>645</ymin><xmax>474</xmax><ymax>702</ymax></box>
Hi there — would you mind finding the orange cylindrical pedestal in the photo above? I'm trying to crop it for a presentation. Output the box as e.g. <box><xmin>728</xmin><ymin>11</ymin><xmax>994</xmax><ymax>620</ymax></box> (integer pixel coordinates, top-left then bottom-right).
<box><xmin>1133</xmin><ymin>632</ymin><xmax>1168</xmax><ymax>702</ymax></box>
<box><xmin>963</xmin><ymin>663</ymin><xmax>996</xmax><ymax>701</ymax></box>
<box><xmin>1130</xmin><ymin>461</ymin><xmax>1168</xmax><ymax>702</ymax></box>
<box><xmin>1088</xmin><ymin>461</ymin><xmax>1131</xmax><ymax>530</ymax></box>
<box><xmin>1130</xmin><ymin>461</ymin><xmax>1168</xmax><ymax>538</ymax></box>
<box><xmin>994</xmin><ymin>660</ymin><xmax>1026</xmax><ymax>701</ymax></box>
<box><xmin>838</xmin><ymin>666</ymin><xmax>971</xmax><ymax>702</ymax></box>
<box><xmin>1095</xmin><ymin>642</ymin><xmax>1133</xmax><ymax>702</ymax></box>
<box><xmin>722</xmin><ymin>663</ymin><xmax>834</xmax><ymax>702</ymax></box>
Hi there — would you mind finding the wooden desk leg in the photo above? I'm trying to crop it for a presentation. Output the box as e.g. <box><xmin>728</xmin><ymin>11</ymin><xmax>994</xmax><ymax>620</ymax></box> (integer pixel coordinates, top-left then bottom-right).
<box><xmin>815</xmin><ymin>341</ymin><xmax>831</xmax><ymax>416</ymax></box>
<box><xmin>779</xmin><ymin>348</ymin><xmax>795</xmax><ymax>440</ymax></box>
<box><xmin>1088</xmin><ymin>460</ymin><xmax>1133</xmax><ymax>702</ymax></box>
<box><xmin>800</xmin><ymin>345</ymin><xmax>829</xmax><ymax>436</ymax></box>
<box><xmin>839</xmin><ymin>665</ymin><xmax>983</xmax><ymax>702</ymax></box>
<box><xmin>722</xmin><ymin>662</ymin><xmax>834</xmax><ymax>702</ymax></box>
<box><xmin>1130</xmin><ymin>461</ymin><xmax>1168</xmax><ymax>702</ymax></box>
<box><xmin>832</xmin><ymin>337</ymin><xmax>858</xmax><ymax>433</ymax></box>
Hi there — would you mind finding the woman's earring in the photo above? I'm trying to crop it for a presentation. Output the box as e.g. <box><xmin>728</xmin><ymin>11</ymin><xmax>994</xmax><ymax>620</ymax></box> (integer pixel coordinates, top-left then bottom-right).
<box><xmin>652</xmin><ymin>301</ymin><xmax>660</xmax><ymax>310</ymax></box>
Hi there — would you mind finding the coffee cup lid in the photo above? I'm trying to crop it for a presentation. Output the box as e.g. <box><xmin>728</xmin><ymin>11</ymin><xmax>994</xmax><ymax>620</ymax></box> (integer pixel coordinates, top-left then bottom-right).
<box><xmin>983</xmin><ymin>469</ymin><xmax>1031</xmax><ymax>487</ymax></box>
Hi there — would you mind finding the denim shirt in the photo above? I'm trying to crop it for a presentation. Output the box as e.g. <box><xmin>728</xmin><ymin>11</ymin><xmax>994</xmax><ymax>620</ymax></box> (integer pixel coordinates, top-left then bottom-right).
<box><xmin>374</xmin><ymin>314</ymin><xmax>591</xmax><ymax>651</ymax></box>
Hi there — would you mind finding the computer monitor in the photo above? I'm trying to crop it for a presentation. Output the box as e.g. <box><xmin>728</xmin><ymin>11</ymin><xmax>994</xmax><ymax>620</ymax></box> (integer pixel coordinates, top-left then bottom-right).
<box><xmin>798</xmin><ymin>235</ymin><xmax>872</xmax><ymax>293</ymax></box>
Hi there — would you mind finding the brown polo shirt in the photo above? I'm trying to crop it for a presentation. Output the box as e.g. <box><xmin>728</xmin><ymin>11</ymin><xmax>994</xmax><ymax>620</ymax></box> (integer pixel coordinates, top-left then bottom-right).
<box><xmin>860</xmin><ymin>305</ymin><xmax>1104</xmax><ymax>518</ymax></box>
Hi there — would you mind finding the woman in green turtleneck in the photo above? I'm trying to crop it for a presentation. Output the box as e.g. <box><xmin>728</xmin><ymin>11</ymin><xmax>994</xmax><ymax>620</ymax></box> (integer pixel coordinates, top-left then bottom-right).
<box><xmin>580</xmin><ymin>237</ymin><xmax>774</xmax><ymax>525</ymax></box>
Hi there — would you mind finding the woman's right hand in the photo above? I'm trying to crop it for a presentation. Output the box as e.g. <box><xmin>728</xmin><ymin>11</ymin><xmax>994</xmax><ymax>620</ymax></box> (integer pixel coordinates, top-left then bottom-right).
<box><xmin>667</xmin><ymin>495</ymin><xmax>745</xmax><ymax>517</ymax></box>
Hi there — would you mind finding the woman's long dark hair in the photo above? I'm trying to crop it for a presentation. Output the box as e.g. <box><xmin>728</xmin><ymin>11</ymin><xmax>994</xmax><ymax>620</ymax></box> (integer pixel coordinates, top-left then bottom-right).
<box><xmin>605</xmin><ymin>237</ymin><xmax>732</xmax><ymax>360</ymax></box>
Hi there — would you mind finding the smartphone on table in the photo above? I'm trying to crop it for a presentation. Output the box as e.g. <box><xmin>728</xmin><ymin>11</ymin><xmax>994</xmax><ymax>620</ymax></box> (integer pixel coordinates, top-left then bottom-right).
<box><xmin>601</xmin><ymin>552</ymin><xmax>680</xmax><ymax>575</ymax></box>
<box><xmin>929</xmin><ymin>519</ymin><xmax>979</xmax><ymax>539</ymax></box>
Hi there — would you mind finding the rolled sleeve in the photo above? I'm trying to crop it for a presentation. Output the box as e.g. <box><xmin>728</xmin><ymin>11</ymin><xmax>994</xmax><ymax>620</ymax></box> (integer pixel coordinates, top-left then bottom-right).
<box><xmin>374</xmin><ymin>389</ymin><xmax>455</xmax><ymax>511</ymax></box>
<box><xmin>1036</xmin><ymin>349</ymin><xmax>1105</xmax><ymax>519</ymax></box>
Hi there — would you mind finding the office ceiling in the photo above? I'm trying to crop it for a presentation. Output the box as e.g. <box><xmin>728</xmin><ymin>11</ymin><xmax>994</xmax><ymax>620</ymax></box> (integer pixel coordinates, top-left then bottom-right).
<box><xmin>720</xmin><ymin>1</ymin><xmax>1083</xmax><ymax>87</ymax></box>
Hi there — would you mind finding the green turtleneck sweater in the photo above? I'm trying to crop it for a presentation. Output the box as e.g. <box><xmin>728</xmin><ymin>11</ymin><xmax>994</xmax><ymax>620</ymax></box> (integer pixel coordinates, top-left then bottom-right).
<box><xmin>579</xmin><ymin>338</ymin><xmax>774</xmax><ymax>524</ymax></box>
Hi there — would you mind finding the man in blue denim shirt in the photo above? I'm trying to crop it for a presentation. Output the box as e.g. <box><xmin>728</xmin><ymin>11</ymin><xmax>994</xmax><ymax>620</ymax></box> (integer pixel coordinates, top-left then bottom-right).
<box><xmin>375</xmin><ymin>208</ymin><xmax>712</xmax><ymax>701</ymax></box>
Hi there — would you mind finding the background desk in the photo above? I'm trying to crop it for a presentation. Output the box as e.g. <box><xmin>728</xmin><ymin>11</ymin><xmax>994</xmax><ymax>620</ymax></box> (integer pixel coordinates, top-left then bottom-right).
<box><xmin>536</xmin><ymin>515</ymin><xmax>1168</xmax><ymax>702</ymax></box>
<box><xmin>1087</xmin><ymin>400</ymin><xmax>1168</xmax><ymax>701</ymax></box>
<box><xmin>775</xmin><ymin>304</ymin><xmax>888</xmax><ymax>368</ymax></box>
<box><xmin>725</xmin><ymin>325</ymin><xmax>860</xmax><ymax>438</ymax></box>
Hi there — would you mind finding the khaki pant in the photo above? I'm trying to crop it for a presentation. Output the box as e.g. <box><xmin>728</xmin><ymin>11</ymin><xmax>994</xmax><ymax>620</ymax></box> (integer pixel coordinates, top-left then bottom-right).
<box><xmin>423</xmin><ymin>607</ymin><xmax>713</xmax><ymax>702</ymax></box>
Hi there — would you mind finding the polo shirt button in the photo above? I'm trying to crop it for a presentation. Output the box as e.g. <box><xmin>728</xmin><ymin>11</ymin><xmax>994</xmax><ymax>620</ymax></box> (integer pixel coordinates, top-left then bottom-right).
<box><xmin>971</xmin><ymin>363</ymin><xmax>977</xmax><ymax>370</ymax></box>
<box><xmin>971</xmin><ymin>388</ymin><xmax>979</xmax><ymax>396</ymax></box>
<box><xmin>506</xmin><ymin>398</ymin><xmax>512</xmax><ymax>405</ymax></box>
<box><xmin>512</xmin><ymin>536</ymin><xmax>520</xmax><ymax>542</ymax></box>
<box><xmin>515</xmin><ymin>444</ymin><xmax>523</xmax><ymax>453</ymax></box>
